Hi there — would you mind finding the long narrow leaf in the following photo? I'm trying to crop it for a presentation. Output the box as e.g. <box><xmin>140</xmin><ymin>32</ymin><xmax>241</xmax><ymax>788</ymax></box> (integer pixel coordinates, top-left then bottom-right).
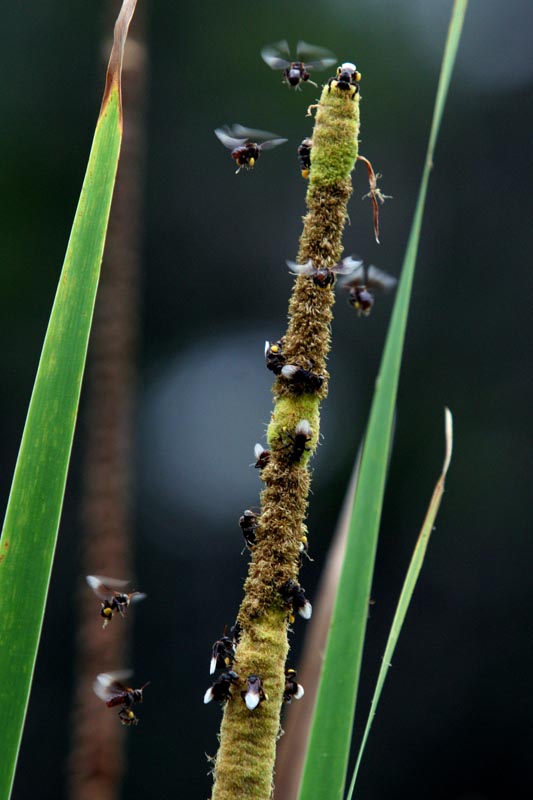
<box><xmin>346</xmin><ymin>409</ymin><xmax>453</xmax><ymax>799</ymax></box>
<box><xmin>298</xmin><ymin>4</ymin><xmax>467</xmax><ymax>799</ymax></box>
<box><xmin>0</xmin><ymin>2</ymin><xmax>137</xmax><ymax>796</ymax></box>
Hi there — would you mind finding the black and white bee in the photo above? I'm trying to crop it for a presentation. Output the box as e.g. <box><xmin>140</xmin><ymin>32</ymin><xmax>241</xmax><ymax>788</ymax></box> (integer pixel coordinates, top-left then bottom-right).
<box><xmin>204</xmin><ymin>670</ymin><xmax>239</xmax><ymax>705</ymax></box>
<box><xmin>280</xmin><ymin>579</ymin><xmax>313</xmax><ymax>621</ymax></box>
<box><xmin>264</xmin><ymin>339</ymin><xmax>286</xmax><ymax>375</ymax></box>
<box><xmin>327</xmin><ymin>61</ymin><xmax>361</xmax><ymax>97</ymax></box>
<box><xmin>86</xmin><ymin>575</ymin><xmax>146</xmax><ymax>629</ymax></box>
<box><xmin>287</xmin><ymin>256</ymin><xmax>363</xmax><ymax>289</ymax></box>
<box><xmin>210</xmin><ymin>630</ymin><xmax>237</xmax><ymax>675</ymax></box>
<box><xmin>280</xmin><ymin>364</ymin><xmax>324</xmax><ymax>393</ymax></box>
<box><xmin>93</xmin><ymin>670</ymin><xmax>150</xmax><ymax>726</ymax></box>
<box><xmin>253</xmin><ymin>443</ymin><xmax>271</xmax><ymax>470</ymax></box>
<box><xmin>281</xmin><ymin>419</ymin><xmax>312</xmax><ymax>464</ymax></box>
<box><xmin>239</xmin><ymin>509</ymin><xmax>260</xmax><ymax>551</ymax></box>
<box><xmin>214</xmin><ymin>124</ymin><xmax>287</xmax><ymax>173</ymax></box>
<box><xmin>241</xmin><ymin>675</ymin><xmax>268</xmax><ymax>710</ymax></box>
<box><xmin>339</xmin><ymin>264</ymin><xmax>397</xmax><ymax>316</ymax></box>
<box><xmin>261</xmin><ymin>40</ymin><xmax>336</xmax><ymax>89</ymax></box>
<box><xmin>283</xmin><ymin>668</ymin><xmax>305</xmax><ymax>703</ymax></box>
<box><xmin>298</xmin><ymin>138</ymin><xmax>312</xmax><ymax>179</ymax></box>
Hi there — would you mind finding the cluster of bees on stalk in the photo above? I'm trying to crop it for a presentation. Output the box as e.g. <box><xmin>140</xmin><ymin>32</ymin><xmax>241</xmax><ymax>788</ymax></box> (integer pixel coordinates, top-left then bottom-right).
<box><xmin>203</xmin><ymin>41</ymin><xmax>398</xmax><ymax>717</ymax></box>
<box><xmin>215</xmin><ymin>40</ymin><xmax>397</xmax><ymax>315</ymax></box>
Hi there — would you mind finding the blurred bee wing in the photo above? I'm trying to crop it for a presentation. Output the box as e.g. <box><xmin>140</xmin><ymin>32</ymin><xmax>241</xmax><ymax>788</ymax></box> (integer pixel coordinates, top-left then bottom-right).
<box><xmin>367</xmin><ymin>265</ymin><xmax>398</xmax><ymax>290</ymax></box>
<box><xmin>296</xmin><ymin>40</ymin><xmax>336</xmax><ymax>68</ymax></box>
<box><xmin>214</xmin><ymin>127</ymin><xmax>247</xmax><ymax>149</ymax></box>
<box><xmin>338</xmin><ymin>264</ymin><xmax>366</xmax><ymax>290</ymax></box>
<box><xmin>287</xmin><ymin>259</ymin><xmax>315</xmax><ymax>276</ymax></box>
<box><xmin>261</xmin><ymin>40</ymin><xmax>291</xmax><ymax>68</ymax></box>
<box><xmin>86</xmin><ymin>574</ymin><xmax>129</xmax><ymax>600</ymax></box>
<box><xmin>129</xmin><ymin>591</ymin><xmax>147</xmax><ymax>604</ymax></box>
<box><xmin>259</xmin><ymin>137</ymin><xmax>288</xmax><ymax>151</ymax></box>
<box><xmin>230</xmin><ymin>123</ymin><xmax>284</xmax><ymax>142</ymax></box>
<box><xmin>93</xmin><ymin>670</ymin><xmax>133</xmax><ymax>701</ymax></box>
<box><xmin>335</xmin><ymin>256</ymin><xmax>363</xmax><ymax>276</ymax></box>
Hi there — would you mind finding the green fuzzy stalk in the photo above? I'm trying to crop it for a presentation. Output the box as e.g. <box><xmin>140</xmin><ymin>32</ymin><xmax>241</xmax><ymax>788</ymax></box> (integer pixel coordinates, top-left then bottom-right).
<box><xmin>210</xmin><ymin>80</ymin><xmax>360</xmax><ymax>800</ymax></box>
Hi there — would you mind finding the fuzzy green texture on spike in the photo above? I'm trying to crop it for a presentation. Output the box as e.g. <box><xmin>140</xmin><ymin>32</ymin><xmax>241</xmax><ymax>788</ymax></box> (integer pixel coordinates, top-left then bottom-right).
<box><xmin>210</xmin><ymin>80</ymin><xmax>360</xmax><ymax>800</ymax></box>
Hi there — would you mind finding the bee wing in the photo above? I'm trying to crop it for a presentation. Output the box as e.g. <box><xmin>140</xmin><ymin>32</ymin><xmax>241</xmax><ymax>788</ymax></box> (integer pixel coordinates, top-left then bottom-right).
<box><xmin>93</xmin><ymin>670</ymin><xmax>133</xmax><ymax>701</ymax></box>
<box><xmin>338</xmin><ymin>264</ymin><xmax>366</xmax><ymax>290</ymax></box>
<box><xmin>86</xmin><ymin>575</ymin><xmax>129</xmax><ymax>601</ymax></box>
<box><xmin>296</xmin><ymin>41</ymin><xmax>336</xmax><ymax>70</ymax></box>
<box><xmin>214</xmin><ymin>127</ymin><xmax>247</xmax><ymax>150</ymax></box>
<box><xmin>230</xmin><ymin>123</ymin><xmax>283</xmax><ymax>143</ymax></box>
<box><xmin>261</xmin><ymin>40</ymin><xmax>292</xmax><ymax>69</ymax></box>
<box><xmin>258</xmin><ymin>137</ymin><xmax>288</xmax><ymax>151</ymax></box>
<box><xmin>334</xmin><ymin>256</ymin><xmax>363</xmax><ymax>276</ymax></box>
<box><xmin>366</xmin><ymin>265</ymin><xmax>398</xmax><ymax>291</ymax></box>
<box><xmin>287</xmin><ymin>259</ymin><xmax>315</xmax><ymax>276</ymax></box>
<box><xmin>128</xmin><ymin>591</ymin><xmax>147</xmax><ymax>604</ymax></box>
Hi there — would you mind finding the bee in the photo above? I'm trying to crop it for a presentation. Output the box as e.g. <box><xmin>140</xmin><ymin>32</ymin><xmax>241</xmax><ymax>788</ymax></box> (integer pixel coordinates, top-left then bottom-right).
<box><xmin>253</xmin><ymin>443</ymin><xmax>271</xmax><ymax>470</ymax></box>
<box><xmin>287</xmin><ymin>256</ymin><xmax>363</xmax><ymax>289</ymax></box>
<box><xmin>214</xmin><ymin>124</ymin><xmax>287</xmax><ymax>173</ymax></box>
<box><xmin>261</xmin><ymin>40</ymin><xmax>336</xmax><ymax>89</ymax></box>
<box><xmin>86</xmin><ymin>575</ymin><xmax>146</xmax><ymax>629</ymax></box>
<box><xmin>93</xmin><ymin>671</ymin><xmax>150</xmax><ymax>726</ymax></box>
<box><xmin>281</xmin><ymin>419</ymin><xmax>312</xmax><ymax>464</ymax></box>
<box><xmin>280</xmin><ymin>364</ymin><xmax>324</xmax><ymax>393</ymax></box>
<box><xmin>327</xmin><ymin>61</ymin><xmax>361</xmax><ymax>98</ymax></box>
<box><xmin>283</xmin><ymin>668</ymin><xmax>305</xmax><ymax>703</ymax></box>
<box><xmin>280</xmin><ymin>579</ymin><xmax>312</xmax><ymax>621</ymax></box>
<box><xmin>297</xmin><ymin>138</ymin><xmax>312</xmax><ymax>179</ymax></box>
<box><xmin>264</xmin><ymin>338</ymin><xmax>286</xmax><ymax>375</ymax></box>
<box><xmin>339</xmin><ymin>264</ymin><xmax>397</xmax><ymax>316</ymax></box>
<box><xmin>241</xmin><ymin>675</ymin><xmax>268</xmax><ymax>710</ymax></box>
<box><xmin>239</xmin><ymin>509</ymin><xmax>259</xmax><ymax>551</ymax></box>
<box><xmin>204</xmin><ymin>670</ymin><xmax>239</xmax><ymax>705</ymax></box>
<box><xmin>210</xmin><ymin>629</ymin><xmax>237</xmax><ymax>675</ymax></box>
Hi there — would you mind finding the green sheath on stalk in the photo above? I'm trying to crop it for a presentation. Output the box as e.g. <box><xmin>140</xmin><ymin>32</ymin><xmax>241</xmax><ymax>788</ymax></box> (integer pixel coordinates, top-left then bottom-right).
<box><xmin>210</xmin><ymin>78</ymin><xmax>360</xmax><ymax>800</ymax></box>
<box><xmin>0</xmin><ymin>2</ymin><xmax>137</xmax><ymax>797</ymax></box>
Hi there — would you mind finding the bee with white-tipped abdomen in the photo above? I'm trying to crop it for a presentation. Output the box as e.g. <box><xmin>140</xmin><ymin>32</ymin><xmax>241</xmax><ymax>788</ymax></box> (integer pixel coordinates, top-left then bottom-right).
<box><xmin>241</xmin><ymin>675</ymin><xmax>268</xmax><ymax>710</ymax></box>
<box><xmin>283</xmin><ymin>668</ymin><xmax>305</xmax><ymax>703</ymax></box>
<box><xmin>204</xmin><ymin>670</ymin><xmax>239</xmax><ymax>705</ymax></box>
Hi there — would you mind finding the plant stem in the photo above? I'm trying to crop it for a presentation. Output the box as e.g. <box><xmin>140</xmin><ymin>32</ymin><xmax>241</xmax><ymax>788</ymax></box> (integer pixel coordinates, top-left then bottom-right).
<box><xmin>210</xmin><ymin>81</ymin><xmax>360</xmax><ymax>800</ymax></box>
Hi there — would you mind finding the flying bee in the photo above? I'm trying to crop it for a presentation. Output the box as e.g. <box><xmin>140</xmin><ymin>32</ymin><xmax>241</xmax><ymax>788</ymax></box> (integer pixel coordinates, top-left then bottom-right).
<box><xmin>241</xmin><ymin>675</ymin><xmax>268</xmax><ymax>710</ymax></box>
<box><xmin>283</xmin><ymin>668</ymin><xmax>305</xmax><ymax>703</ymax></box>
<box><xmin>239</xmin><ymin>509</ymin><xmax>260</xmax><ymax>551</ymax></box>
<box><xmin>214</xmin><ymin>124</ymin><xmax>287</xmax><ymax>173</ymax></box>
<box><xmin>280</xmin><ymin>364</ymin><xmax>324</xmax><ymax>393</ymax></box>
<box><xmin>204</xmin><ymin>670</ymin><xmax>239</xmax><ymax>705</ymax></box>
<box><xmin>265</xmin><ymin>338</ymin><xmax>286</xmax><ymax>375</ymax></box>
<box><xmin>86</xmin><ymin>575</ymin><xmax>146</xmax><ymax>629</ymax></box>
<box><xmin>261</xmin><ymin>40</ymin><xmax>336</xmax><ymax>89</ymax></box>
<box><xmin>280</xmin><ymin>419</ymin><xmax>312</xmax><ymax>464</ymax></box>
<box><xmin>339</xmin><ymin>264</ymin><xmax>397</xmax><ymax>316</ymax></box>
<box><xmin>94</xmin><ymin>671</ymin><xmax>150</xmax><ymax>725</ymax></box>
<box><xmin>280</xmin><ymin>579</ymin><xmax>312</xmax><ymax>621</ymax></box>
<box><xmin>327</xmin><ymin>61</ymin><xmax>361</xmax><ymax>98</ymax></box>
<box><xmin>210</xmin><ymin>629</ymin><xmax>237</xmax><ymax>675</ymax></box>
<box><xmin>287</xmin><ymin>256</ymin><xmax>363</xmax><ymax>289</ymax></box>
<box><xmin>253</xmin><ymin>443</ymin><xmax>271</xmax><ymax>470</ymax></box>
<box><xmin>298</xmin><ymin>138</ymin><xmax>312</xmax><ymax>179</ymax></box>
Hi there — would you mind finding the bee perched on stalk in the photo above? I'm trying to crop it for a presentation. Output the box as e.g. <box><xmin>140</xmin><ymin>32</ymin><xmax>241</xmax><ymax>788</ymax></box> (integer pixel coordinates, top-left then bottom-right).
<box><xmin>338</xmin><ymin>263</ymin><xmax>397</xmax><ymax>316</ymax></box>
<box><xmin>297</xmin><ymin>137</ymin><xmax>312</xmax><ymax>179</ymax></box>
<box><xmin>283</xmin><ymin>668</ymin><xmax>305</xmax><ymax>703</ymax></box>
<box><xmin>204</xmin><ymin>670</ymin><xmax>240</xmax><ymax>705</ymax></box>
<box><xmin>327</xmin><ymin>61</ymin><xmax>362</xmax><ymax>98</ymax></box>
<box><xmin>261</xmin><ymin>40</ymin><xmax>336</xmax><ymax>89</ymax></box>
<box><xmin>241</xmin><ymin>675</ymin><xmax>268</xmax><ymax>710</ymax></box>
<box><xmin>214</xmin><ymin>124</ymin><xmax>287</xmax><ymax>173</ymax></box>
<box><xmin>86</xmin><ymin>575</ymin><xmax>146</xmax><ymax>629</ymax></box>
<box><xmin>210</xmin><ymin>629</ymin><xmax>237</xmax><ymax>675</ymax></box>
<box><xmin>93</xmin><ymin>671</ymin><xmax>150</xmax><ymax>726</ymax></box>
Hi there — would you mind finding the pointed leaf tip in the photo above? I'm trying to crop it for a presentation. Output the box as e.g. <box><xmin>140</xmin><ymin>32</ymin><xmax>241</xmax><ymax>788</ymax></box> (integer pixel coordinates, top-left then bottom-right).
<box><xmin>100</xmin><ymin>0</ymin><xmax>138</xmax><ymax>117</ymax></box>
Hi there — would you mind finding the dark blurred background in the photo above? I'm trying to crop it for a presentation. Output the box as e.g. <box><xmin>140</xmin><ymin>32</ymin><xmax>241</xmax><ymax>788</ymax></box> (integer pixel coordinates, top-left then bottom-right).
<box><xmin>1</xmin><ymin>1</ymin><xmax>532</xmax><ymax>798</ymax></box>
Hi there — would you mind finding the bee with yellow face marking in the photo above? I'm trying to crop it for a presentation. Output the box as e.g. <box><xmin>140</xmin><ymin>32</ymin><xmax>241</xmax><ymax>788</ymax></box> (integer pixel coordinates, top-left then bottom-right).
<box><xmin>265</xmin><ymin>338</ymin><xmax>286</xmax><ymax>375</ymax></box>
<box><xmin>339</xmin><ymin>263</ymin><xmax>397</xmax><ymax>316</ymax></box>
<box><xmin>214</xmin><ymin>125</ymin><xmax>287</xmax><ymax>173</ymax></box>
<box><xmin>327</xmin><ymin>62</ymin><xmax>362</xmax><ymax>98</ymax></box>
<box><xmin>283</xmin><ymin>668</ymin><xmax>305</xmax><ymax>703</ymax></box>
<box><xmin>210</xmin><ymin>629</ymin><xmax>237</xmax><ymax>675</ymax></box>
<box><xmin>93</xmin><ymin>671</ymin><xmax>150</xmax><ymax>726</ymax></box>
<box><xmin>86</xmin><ymin>575</ymin><xmax>146</xmax><ymax>629</ymax></box>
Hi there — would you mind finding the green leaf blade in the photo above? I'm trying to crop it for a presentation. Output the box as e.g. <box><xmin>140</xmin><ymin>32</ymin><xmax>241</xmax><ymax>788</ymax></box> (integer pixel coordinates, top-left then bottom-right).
<box><xmin>0</xmin><ymin>1</ymin><xmax>137</xmax><ymax>795</ymax></box>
